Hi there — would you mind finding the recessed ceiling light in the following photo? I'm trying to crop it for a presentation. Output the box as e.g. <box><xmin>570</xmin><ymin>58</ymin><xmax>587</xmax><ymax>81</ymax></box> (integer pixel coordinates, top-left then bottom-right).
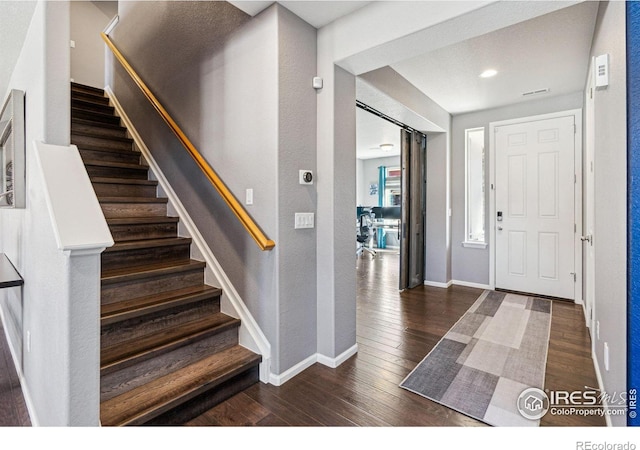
<box><xmin>480</xmin><ymin>69</ymin><xmax>498</xmax><ymax>78</ymax></box>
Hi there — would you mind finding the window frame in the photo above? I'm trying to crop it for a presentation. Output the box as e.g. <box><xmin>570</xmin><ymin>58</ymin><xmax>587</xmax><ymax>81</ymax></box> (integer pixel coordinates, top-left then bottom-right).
<box><xmin>463</xmin><ymin>127</ymin><xmax>487</xmax><ymax>249</ymax></box>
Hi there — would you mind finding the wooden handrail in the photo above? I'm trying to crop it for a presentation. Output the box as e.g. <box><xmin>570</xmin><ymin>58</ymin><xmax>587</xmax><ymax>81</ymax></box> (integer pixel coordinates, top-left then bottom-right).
<box><xmin>101</xmin><ymin>32</ymin><xmax>275</xmax><ymax>251</ymax></box>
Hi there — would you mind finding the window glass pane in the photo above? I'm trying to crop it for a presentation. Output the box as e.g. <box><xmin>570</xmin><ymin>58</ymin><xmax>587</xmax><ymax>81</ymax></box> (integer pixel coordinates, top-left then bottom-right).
<box><xmin>384</xmin><ymin>166</ymin><xmax>401</xmax><ymax>206</ymax></box>
<box><xmin>466</xmin><ymin>128</ymin><xmax>485</xmax><ymax>242</ymax></box>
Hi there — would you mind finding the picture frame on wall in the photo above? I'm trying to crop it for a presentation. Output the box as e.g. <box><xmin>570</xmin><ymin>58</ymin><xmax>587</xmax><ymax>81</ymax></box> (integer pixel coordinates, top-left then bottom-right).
<box><xmin>0</xmin><ymin>89</ymin><xmax>25</xmax><ymax>208</ymax></box>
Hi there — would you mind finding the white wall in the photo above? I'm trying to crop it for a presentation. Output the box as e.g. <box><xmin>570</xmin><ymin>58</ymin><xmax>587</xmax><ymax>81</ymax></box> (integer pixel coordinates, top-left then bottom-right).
<box><xmin>70</xmin><ymin>0</ymin><xmax>117</xmax><ymax>88</ymax></box>
<box><xmin>357</xmin><ymin>156</ymin><xmax>400</xmax><ymax>207</ymax></box>
<box><xmin>0</xmin><ymin>1</ymin><xmax>102</xmax><ymax>426</ymax></box>
<box><xmin>587</xmin><ymin>0</ymin><xmax>627</xmax><ymax>426</ymax></box>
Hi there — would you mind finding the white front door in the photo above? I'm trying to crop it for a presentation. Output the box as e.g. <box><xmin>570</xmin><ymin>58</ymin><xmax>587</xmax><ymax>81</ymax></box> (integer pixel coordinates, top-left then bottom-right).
<box><xmin>494</xmin><ymin>115</ymin><xmax>576</xmax><ymax>299</ymax></box>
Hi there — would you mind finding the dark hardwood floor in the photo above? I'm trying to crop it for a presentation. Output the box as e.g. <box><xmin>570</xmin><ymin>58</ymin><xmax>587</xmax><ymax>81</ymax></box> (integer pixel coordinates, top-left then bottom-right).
<box><xmin>188</xmin><ymin>251</ymin><xmax>605</xmax><ymax>427</ymax></box>
<box><xmin>0</xmin><ymin>320</ymin><xmax>30</xmax><ymax>426</ymax></box>
<box><xmin>0</xmin><ymin>250</ymin><xmax>603</xmax><ymax>427</ymax></box>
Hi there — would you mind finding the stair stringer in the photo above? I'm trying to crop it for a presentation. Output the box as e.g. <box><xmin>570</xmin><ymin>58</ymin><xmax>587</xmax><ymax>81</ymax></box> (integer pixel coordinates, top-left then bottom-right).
<box><xmin>104</xmin><ymin>86</ymin><xmax>272</xmax><ymax>383</ymax></box>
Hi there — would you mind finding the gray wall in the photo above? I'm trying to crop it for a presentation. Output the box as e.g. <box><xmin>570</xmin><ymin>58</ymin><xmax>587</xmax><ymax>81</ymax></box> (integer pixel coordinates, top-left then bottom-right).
<box><xmin>108</xmin><ymin>2</ymin><xmax>317</xmax><ymax>375</ymax></box>
<box><xmin>357</xmin><ymin>156</ymin><xmax>400</xmax><ymax>207</ymax></box>
<box><xmin>332</xmin><ymin>65</ymin><xmax>357</xmax><ymax>357</ymax></box>
<box><xmin>451</xmin><ymin>91</ymin><xmax>583</xmax><ymax>285</ymax></box>
<box><xmin>588</xmin><ymin>0</ymin><xmax>627</xmax><ymax>426</ymax></box>
<box><xmin>70</xmin><ymin>1</ymin><xmax>117</xmax><ymax>88</ymax></box>
<box><xmin>275</xmin><ymin>6</ymin><xmax>318</xmax><ymax>374</ymax></box>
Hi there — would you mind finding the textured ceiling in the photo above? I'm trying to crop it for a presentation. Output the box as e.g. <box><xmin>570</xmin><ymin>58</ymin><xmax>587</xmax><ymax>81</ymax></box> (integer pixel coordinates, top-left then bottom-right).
<box><xmin>229</xmin><ymin>0</ymin><xmax>370</xmax><ymax>28</ymax></box>
<box><xmin>391</xmin><ymin>1</ymin><xmax>599</xmax><ymax>115</ymax></box>
<box><xmin>0</xmin><ymin>1</ymin><xmax>37</xmax><ymax>100</ymax></box>
<box><xmin>356</xmin><ymin>108</ymin><xmax>402</xmax><ymax>160</ymax></box>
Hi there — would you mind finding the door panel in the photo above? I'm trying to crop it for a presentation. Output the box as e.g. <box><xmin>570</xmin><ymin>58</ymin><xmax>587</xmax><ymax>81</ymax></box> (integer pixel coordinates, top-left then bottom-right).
<box><xmin>400</xmin><ymin>131</ymin><xmax>410</xmax><ymax>291</ymax></box>
<box><xmin>495</xmin><ymin>116</ymin><xmax>575</xmax><ymax>299</ymax></box>
<box><xmin>400</xmin><ymin>130</ymin><xmax>426</xmax><ymax>290</ymax></box>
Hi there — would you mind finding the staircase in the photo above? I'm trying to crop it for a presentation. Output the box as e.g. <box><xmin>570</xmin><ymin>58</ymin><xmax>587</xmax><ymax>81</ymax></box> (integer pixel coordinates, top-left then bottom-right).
<box><xmin>70</xmin><ymin>82</ymin><xmax>261</xmax><ymax>426</ymax></box>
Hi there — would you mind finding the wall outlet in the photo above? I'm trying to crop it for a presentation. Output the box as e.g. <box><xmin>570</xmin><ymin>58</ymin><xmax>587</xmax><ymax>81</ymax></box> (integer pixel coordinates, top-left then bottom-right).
<box><xmin>26</xmin><ymin>331</ymin><xmax>31</xmax><ymax>353</ymax></box>
<box><xmin>604</xmin><ymin>342</ymin><xmax>610</xmax><ymax>371</ymax></box>
<box><xmin>596</xmin><ymin>320</ymin><xmax>600</xmax><ymax>340</ymax></box>
<box><xmin>245</xmin><ymin>188</ymin><xmax>253</xmax><ymax>205</ymax></box>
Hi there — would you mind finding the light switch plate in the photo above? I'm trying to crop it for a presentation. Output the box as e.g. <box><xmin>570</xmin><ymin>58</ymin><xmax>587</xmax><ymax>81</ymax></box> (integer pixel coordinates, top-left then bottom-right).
<box><xmin>295</xmin><ymin>212</ymin><xmax>314</xmax><ymax>229</ymax></box>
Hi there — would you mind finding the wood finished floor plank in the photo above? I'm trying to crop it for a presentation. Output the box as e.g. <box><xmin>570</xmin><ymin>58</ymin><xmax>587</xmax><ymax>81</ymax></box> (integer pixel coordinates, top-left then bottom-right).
<box><xmin>187</xmin><ymin>252</ymin><xmax>604</xmax><ymax>427</ymax></box>
<box><xmin>242</xmin><ymin>384</ymin><xmax>321</xmax><ymax>426</ymax></box>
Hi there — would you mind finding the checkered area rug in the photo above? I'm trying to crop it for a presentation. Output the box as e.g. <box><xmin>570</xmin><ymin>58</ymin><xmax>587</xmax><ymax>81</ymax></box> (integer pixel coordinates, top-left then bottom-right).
<box><xmin>400</xmin><ymin>290</ymin><xmax>552</xmax><ymax>426</ymax></box>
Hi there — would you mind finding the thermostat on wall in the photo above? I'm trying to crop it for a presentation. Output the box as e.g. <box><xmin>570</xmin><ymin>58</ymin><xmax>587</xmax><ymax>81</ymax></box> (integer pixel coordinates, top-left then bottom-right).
<box><xmin>299</xmin><ymin>170</ymin><xmax>313</xmax><ymax>185</ymax></box>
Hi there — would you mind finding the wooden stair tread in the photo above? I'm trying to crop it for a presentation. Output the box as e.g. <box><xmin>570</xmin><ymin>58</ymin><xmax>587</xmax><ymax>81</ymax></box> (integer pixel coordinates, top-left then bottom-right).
<box><xmin>76</xmin><ymin>144</ymin><xmax>138</xmax><ymax>156</ymax></box>
<box><xmin>99</xmin><ymin>196</ymin><xmax>167</xmax><ymax>204</ymax></box>
<box><xmin>71</xmin><ymin>92</ymin><xmax>109</xmax><ymax>104</ymax></box>
<box><xmin>101</xmin><ymin>285</ymin><xmax>221</xmax><ymax>324</ymax></box>
<box><xmin>100</xmin><ymin>345</ymin><xmax>260</xmax><ymax>426</ymax></box>
<box><xmin>101</xmin><ymin>312</ymin><xmax>239</xmax><ymax>368</ymax></box>
<box><xmin>72</xmin><ymin>98</ymin><xmax>114</xmax><ymax>110</ymax></box>
<box><xmin>72</xmin><ymin>130</ymin><xmax>133</xmax><ymax>144</ymax></box>
<box><xmin>105</xmin><ymin>237</ymin><xmax>191</xmax><ymax>252</ymax></box>
<box><xmin>71</xmin><ymin>107</ymin><xmax>119</xmax><ymax>121</ymax></box>
<box><xmin>72</xmin><ymin>117</ymin><xmax>126</xmax><ymax>131</ymax></box>
<box><xmin>71</xmin><ymin>82</ymin><xmax>104</xmax><ymax>95</ymax></box>
<box><xmin>102</xmin><ymin>260</ymin><xmax>206</xmax><ymax>284</ymax></box>
<box><xmin>106</xmin><ymin>216</ymin><xmax>179</xmax><ymax>225</ymax></box>
<box><xmin>84</xmin><ymin>160</ymin><xmax>147</xmax><ymax>170</ymax></box>
<box><xmin>93</xmin><ymin>177</ymin><xmax>157</xmax><ymax>186</ymax></box>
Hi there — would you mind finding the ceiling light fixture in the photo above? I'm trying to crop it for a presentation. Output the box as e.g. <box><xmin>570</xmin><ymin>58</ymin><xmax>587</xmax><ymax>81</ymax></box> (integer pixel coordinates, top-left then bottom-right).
<box><xmin>380</xmin><ymin>143</ymin><xmax>394</xmax><ymax>152</ymax></box>
<box><xmin>480</xmin><ymin>69</ymin><xmax>498</xmax><ymax>78</ymax></box>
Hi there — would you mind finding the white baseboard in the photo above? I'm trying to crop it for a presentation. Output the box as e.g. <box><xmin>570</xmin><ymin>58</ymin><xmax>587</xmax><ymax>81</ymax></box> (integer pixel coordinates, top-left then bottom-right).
<box><xmin>106</xmin><ymin>87</ymin><xmax>272</xmax><ymax>383</ymax></box>
<box><xmin>425</xmin><ymin>279</ymin><xmax>495</xmax><ymax>290</ymax></box>
<box><xmin>452</xmin><ymin>280</ymin><xmax>491</xmax><ymax>290</ymax></box>
<box><xmin>0</xmin><ymin>306</ymin><xmax>38</xmax><ymax>426</ymax></box>
<box><xmin>269</xmin><ymin>354</ymin><xmax>317</xmax><ymax>386</ymax></box>
<box><xmin>423</xmin><ymin>280</ymin><xmax>452</xmax><ymax>289</ymax></box>
<box><xmin>317</xmin><ymin>344</ymin><xmax>358</xmax><ymax>368</ymax></box>
<box><xmin>591</xmin><ymin>349</ymin><xmax>613</xmax><ymax>427</ymax></box>
<box><xmin>269</xmin><ymin>344</ymin><xmax>359</xmax><ymax>386</ymax></box>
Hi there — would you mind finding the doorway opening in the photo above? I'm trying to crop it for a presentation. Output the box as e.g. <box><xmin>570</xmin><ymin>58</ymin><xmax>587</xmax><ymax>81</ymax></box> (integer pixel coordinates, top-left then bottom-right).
<box><xmin>356</xmin><ymin>101</ymin><xmax>426</xmax><ymax>291</ymax></box>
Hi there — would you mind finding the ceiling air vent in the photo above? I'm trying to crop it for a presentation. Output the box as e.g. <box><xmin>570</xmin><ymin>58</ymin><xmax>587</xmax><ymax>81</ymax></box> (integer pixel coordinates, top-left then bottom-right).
<box><xmin>522</xmin><ymin>88</ymin><xmax>550</xmax><ymax>97</ymax></box>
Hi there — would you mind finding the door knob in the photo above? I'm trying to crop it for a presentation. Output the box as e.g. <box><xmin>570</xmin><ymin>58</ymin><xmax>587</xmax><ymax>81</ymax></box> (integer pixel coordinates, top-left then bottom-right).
<box><xmin>497</xmin><ymin>226</ymin><xmax>503</xmax><ymax>231</ymax></box>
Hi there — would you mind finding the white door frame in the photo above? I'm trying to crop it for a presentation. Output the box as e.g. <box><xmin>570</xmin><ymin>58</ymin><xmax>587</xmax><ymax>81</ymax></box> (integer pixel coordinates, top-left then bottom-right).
<box><xmin>584</xmin><ymin>60</ymin><xmax>596</xmax><ymax>333</ymax></box>
<box><xmin>488</xmin><ymin>109</ymin><xmax>583</xmax><ymax>303</ymax></box>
